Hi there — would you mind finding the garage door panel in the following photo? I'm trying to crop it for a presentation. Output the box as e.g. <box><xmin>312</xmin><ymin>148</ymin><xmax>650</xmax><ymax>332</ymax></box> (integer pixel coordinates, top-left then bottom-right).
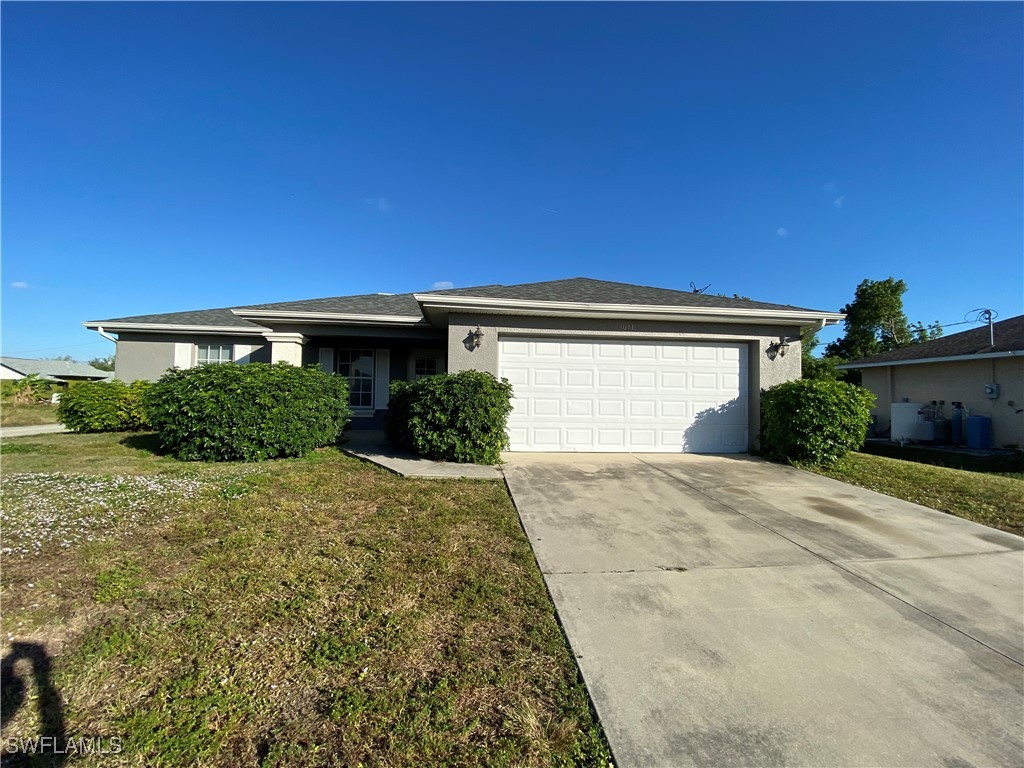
<box><xmin>500</xmin><ymin>337</ymin><xmax>748</xmax><ymax>453</ymax></box>
<box><xmin>565</xmin><ymin>370</ymin><xmax>594</xmax><ymax>387</ymax></box>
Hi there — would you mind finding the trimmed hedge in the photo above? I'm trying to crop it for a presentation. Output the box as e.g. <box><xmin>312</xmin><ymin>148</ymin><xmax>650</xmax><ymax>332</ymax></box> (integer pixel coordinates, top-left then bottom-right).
<box><xmin>385</xmin><ymin>370</ymin><xmax>513</xmax><ymax>464</ymax></box>
<box><xmin>760</xmin><ymin>378</ymin><xmax>875</xmax><ymax>466</ymax></box>
<box><xmin>145</xmin><ymin>363</ymin><xmax>351</xmax><ymax>462</ymax></box>
<box><xmin>56</xmin><ymin>380</ymin><xmax>151</xmax><ymax>433</ymax></box>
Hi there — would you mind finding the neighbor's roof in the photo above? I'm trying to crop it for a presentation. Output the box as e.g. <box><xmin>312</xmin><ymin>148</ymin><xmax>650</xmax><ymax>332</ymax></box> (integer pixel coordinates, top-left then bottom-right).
<box><xmin>840</xmin><ymin>314</ymin><xmax>1024</xmax><ymax>368</ymax></box>
<box><xmin>1</xmin><ymin>357</ymin><xmax>112</xmax><ymax>380</ymax></box>
<box><xmin>86</xmin><ymin>278</ymin><xmax>833</xmax><ymax>330</ymax></box>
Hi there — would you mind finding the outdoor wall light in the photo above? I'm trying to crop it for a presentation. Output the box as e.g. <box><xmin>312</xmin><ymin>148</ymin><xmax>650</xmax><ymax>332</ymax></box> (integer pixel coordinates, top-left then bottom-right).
<box><xmin>470</xmin><ymin>327</ymin><xmax>485</xmax><ymax>349</ymax></box>
<box><xmin>766</xmin><ymin>336</ymin><xmax>791</xmax><ymax>361</ymax></box>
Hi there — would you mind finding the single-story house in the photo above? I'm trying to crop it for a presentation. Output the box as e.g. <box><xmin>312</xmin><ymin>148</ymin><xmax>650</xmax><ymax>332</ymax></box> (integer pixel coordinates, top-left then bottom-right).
<box><xmin>85</xmin><ymin>278</ymin><xmax>843</xmax><ymax>453</ymax></box>
<box><xmin>0</xmin><ymin>356</ymin><xmax>112</xmax><ymax>383</ymax></box>
<box><xmin>838</xmin><ymin>314</ymin><xmax>1024</xmax><ymax>449</ymax></box>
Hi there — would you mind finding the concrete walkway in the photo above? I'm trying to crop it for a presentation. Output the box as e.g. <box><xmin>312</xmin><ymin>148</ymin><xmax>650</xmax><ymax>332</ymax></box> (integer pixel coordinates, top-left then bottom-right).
<box><xmin>0</xmin><ymin>423</ymin><xmax>68</xmax><ymax>439</ymax></box>
<box><xmin>504</xmin><ymin>453</ymin><xmax>1024</xmax><ymax>768</ymax></box>
<box><xmin>341</xmin><ymin>430</ymin><xmax>502</xmax><ymax>479</ymax></box>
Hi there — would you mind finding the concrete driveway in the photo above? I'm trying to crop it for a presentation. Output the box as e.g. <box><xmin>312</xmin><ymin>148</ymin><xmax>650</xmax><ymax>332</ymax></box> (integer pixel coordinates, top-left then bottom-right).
<box><xmin>503</xmin><ymin>453</ymin><xmax>1024</xmax><ymax>768</ymax></box>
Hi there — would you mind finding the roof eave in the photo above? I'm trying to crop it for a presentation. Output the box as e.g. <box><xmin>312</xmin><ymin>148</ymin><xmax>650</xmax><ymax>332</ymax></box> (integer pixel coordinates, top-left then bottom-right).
<box><xmin>837</xmin><ymin>349</ymin><xmax>1023</xmax><ymax>370</ymax></box>
<box><xmin>84</xmin><ymin>321</ymin><xmax>266</xmax><ymax>336</ymax></box>
<box><xmin>230</xmin><ymin>309</ymin><xmax>428</xmax><ymax>326</ymax></box>
<box><xmin>413</xmin><ymin>294</ymin><xmax>844</xmax><ymax>328</ymax></box>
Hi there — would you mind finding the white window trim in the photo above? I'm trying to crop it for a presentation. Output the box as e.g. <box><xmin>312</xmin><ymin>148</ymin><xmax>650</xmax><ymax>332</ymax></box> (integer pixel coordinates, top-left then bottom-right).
<box><xmin>336</xmin><ymin>348</ymin><xmax>376</xmax><ymax>413</ymax></box>
<box><xmin>196</xmin><ymin>343</ymin><xmax>234</xmax><ymax>365</ymax></box>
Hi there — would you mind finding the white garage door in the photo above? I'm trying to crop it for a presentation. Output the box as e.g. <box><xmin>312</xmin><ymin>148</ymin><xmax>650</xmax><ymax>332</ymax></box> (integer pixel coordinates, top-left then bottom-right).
<box><xmin>499</xmin><ymin>337</ymin><xmax>748</xmax><ymax>453</ymax></box>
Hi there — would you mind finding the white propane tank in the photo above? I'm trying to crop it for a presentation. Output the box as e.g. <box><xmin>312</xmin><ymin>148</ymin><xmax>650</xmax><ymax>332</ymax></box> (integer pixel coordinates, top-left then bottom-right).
<box><xmin>890</xmin><ymin>402</ymin><xmax>926</xmax><ymax>441</ymax></box>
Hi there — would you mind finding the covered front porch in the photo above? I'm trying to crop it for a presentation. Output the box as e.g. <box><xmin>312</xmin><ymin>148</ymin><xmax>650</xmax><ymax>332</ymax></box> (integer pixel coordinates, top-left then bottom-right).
<box><xmin>263</xmin><ymin>327</ymin><xmax>447</xmax><ymax>429</ymax></box>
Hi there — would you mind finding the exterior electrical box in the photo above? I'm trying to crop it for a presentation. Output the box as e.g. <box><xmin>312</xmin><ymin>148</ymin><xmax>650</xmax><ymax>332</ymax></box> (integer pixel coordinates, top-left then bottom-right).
<box><xmin>984</xmin><ymin>383</ymin><xmax>1000</xmax><ymax>399</ymax></box>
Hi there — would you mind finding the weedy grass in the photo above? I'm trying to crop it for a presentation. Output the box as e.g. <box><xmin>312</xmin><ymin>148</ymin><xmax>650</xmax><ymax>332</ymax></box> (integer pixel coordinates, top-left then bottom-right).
<box><xmin>807</xmin><ymin>451</ymin><xmax>1024</xmax><ymax>536</ymax></box>
<box><xmin>0</xmin><ymin>402</ymin><xmax>61</xmax><ymax>427</ymax></box>
<box><xmin>1</xmin><ymin>432</ymin><xmax>611</xmax><ymax>767</ymax></box>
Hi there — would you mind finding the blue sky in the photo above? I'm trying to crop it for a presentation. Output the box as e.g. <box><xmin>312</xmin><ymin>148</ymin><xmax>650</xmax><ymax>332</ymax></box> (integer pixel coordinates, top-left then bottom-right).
<box><xmin>3</xmin><ymin>2</ymin><xmax>1021</xmax><ymax>360</ymax></box>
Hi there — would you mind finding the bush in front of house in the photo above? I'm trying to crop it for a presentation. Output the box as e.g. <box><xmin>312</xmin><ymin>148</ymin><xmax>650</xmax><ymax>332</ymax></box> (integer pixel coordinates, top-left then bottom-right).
<box><xmin>385</xmin><ymin>370</ymin><xmax>513</xmax><ymax>464</ymax></box>
<box><xmin>56</xmin><ymin>380</ymin><xmax>151</xmax><ymax>432</ymax></box>
<box><xmin>144</xmin><ymin>362</ymin><xmax>351</xmax><ymax>462</ymax></box>
<box><xmin>760</xmin><ymin>378</ymin><xmax>875</xmax><ymax>466</ymax></box>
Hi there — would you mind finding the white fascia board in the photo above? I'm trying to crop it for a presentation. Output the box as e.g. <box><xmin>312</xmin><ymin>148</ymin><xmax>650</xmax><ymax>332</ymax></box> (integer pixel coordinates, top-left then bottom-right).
<box><xmin>837</xmin><ymin>350</ymin><xmax>1023</xmax><ymax>370</ymax></box>
<box><xmin>231</xmin><ymin>309</ymin><xmax>425</xmax><ymax>325</ymax></box>
<box><xmin>83</xmin><ymin>321</ymin><xmax>266</xmax><ymax>335</ymax></box>
<box><xmin>413</xmin><ymin>294</ymin><xmax>844</xmax><ymax>327</ymax></box>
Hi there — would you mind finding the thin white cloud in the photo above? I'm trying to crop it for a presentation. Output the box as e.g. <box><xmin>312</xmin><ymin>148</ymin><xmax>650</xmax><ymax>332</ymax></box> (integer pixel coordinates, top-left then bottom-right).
<box><xmin>540</xmin><ymin>207</ymin><xmax>559</xmax><ymax>214</ymax></box>
<box><xmin>776</xmin><ymin>228</ymin><xmax>788</xmax><ymax>238</ymax></box>
<box><xmin>821</xmin><ymin>181</ymin><xmax>838</xmax><ymax>195</ymax></box>
<box><xmin>833</xmin><ymin>197</ymin><xmax>845</xmax><ymax>209</ymax></box>
<box><xmin>432</xmin><ymin>281</ymin><xmax>454</xmax><ymax>290</ymax></box>
<box><xmin>10</xmin><ymin>281</ymin><xmax>29</xmax><ymax>289</ymax></box>
<box><xmin>366</xmin><ymin>196</ymin><xmax>391</xmax><ymax>212</ymax></box>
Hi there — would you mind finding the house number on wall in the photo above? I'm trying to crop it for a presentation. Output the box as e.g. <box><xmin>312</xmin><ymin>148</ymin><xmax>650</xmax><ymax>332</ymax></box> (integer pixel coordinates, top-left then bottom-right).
<box><xmin>620</xmin><ymin>323</ymin><xmax>637</xmax><ymax>331</ymax></box>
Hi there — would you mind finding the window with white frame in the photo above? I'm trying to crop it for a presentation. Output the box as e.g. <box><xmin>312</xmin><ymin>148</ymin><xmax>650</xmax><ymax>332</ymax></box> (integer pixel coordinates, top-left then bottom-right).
<box><xmin>336</xmin><ymin>349</ymin><xmax>375</xmax><ymax>409</ymax></box>
<box><xmin>197</xmin><ymin>344</ymin><xmax>233</xmax><ymax>365</ymax></box>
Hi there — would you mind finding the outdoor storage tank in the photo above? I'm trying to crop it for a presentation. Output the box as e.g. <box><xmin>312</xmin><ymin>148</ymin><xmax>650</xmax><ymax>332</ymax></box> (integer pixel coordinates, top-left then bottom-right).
<box><xmin>890</xmin><ymin>402</ymin><xmax>925</xmax><ymax>441</ymax></box>
<box><xmin>966</xmin><ymin>415</ymin><xmax>993</xmax><ymax>450</ymax></box>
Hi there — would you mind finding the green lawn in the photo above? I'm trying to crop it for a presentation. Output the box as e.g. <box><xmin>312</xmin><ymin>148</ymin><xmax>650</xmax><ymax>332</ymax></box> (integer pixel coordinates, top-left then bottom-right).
<box><xmin>1</xmin><ymin>432</ymin><xmax>611</xmax><ymax>767</ymax></box>
<box><xmin>808</xmin><ymin>451</ymin><xmax>1024</xmax><ymax>536</ymax></box>
<box><xmin>0</xmin><ymin>401</ymin><xmax>61</xmax><ymax>427</ymax></box>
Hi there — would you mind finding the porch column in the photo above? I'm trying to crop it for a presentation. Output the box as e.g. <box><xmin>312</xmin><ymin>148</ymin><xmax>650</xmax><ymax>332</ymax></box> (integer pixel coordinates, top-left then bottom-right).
<box><xmin>263</xmin><ymin>332</ymin><xmax>308</xmax><ymax>366</ymax></box>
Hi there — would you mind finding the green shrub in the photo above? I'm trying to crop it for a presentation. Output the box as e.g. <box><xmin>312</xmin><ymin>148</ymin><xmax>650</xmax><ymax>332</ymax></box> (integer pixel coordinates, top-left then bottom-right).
<box><xmin>56</xmin><ymin>380</ymin><xmax>151</xmax><ymax>433</ymax></box>
<box><xmin>144</xmin><ymin>363</ymin><xmax>351</xmax><ymax>462</ymax></box>
<box><xmin>385</xmin><ymin>370</ymin><xmax>513</xmax><ymax>464</ymax></box>
<box><xmin>760</xmin><ymin>378</ymin><xmax>875</xmax><ymax>466</ymax></box>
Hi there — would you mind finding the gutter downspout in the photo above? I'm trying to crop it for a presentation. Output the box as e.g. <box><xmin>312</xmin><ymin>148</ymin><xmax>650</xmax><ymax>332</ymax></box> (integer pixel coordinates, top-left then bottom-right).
<box><xmin>95</xmin><ymin>325</ymin><xmax>117</xmax><ymax>344</ymax></box>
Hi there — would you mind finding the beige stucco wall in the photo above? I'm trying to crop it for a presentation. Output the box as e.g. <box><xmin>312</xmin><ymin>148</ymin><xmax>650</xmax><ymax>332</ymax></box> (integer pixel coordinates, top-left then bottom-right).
<box><xmin>114</xmin><ymin>333</ymin><xmax>270</xmax><ymax>382</ymax></box>
<box><xmin>446</xmin><ymin>312</ymin><xmax>803</xmax><ymax>449</ymax></box>
<box><xmin>861</xmin><ymin>357</ymin><xmax>1024</xmax><ymax>449</ymax></box>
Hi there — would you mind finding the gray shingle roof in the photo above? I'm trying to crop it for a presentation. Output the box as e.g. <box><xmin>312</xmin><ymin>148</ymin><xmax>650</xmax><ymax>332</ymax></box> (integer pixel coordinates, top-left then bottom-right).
<box><xmin>842</xmin><ymin>314</ymin><xmax>1024</xmax><ymax>367</ymax></box>
<box><xmin>89</xmin><ymin>277</ymin><xmax>832</xmax><ymax>329</ymax></box>
<box><xmin>1</xmin><ymin>357</ymin><xmax>112</xmax><ymax>380</ymax></box>
<box><xmin>91</xmin><ymin>307</ymin><xmax>264</xmax><ymax>329</ymax></box>
<box><xmin>234</xmin><ymin>292</ymin><xmax>426</xmax><ymax>317</ymax></box>
<box><xmin>426</xmin><ymin>278</ymin><xmax>824</xmax><ymax>312</ymax></box>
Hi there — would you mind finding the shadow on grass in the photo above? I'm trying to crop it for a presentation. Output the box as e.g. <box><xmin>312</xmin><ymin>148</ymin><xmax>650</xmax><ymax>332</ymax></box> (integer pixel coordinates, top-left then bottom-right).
<box><xmin>118</xmin><ymin>433</ymin><xmax>165</xmax><ymax>455</ymax></box>
<box><xmin>1</xmin><ymin>642</ymin><xmax>66</xmax><ymax>766</ymax></box>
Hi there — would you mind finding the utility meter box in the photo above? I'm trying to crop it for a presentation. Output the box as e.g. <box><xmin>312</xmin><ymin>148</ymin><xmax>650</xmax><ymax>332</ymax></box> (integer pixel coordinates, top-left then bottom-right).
<box><xmin>984</xmin><ymin>383</ymin><xmax>1000</xmax><ymax>399</ymax></box>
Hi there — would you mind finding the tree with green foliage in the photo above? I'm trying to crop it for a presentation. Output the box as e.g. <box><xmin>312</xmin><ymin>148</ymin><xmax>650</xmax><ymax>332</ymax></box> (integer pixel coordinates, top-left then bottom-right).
<box><xmin>800</xmin><ymin>329</ymin><xmax>839</xmax><ymax>380</ymax></box>
<box><xmin>88</xmin><ymin>355</ymin><xmax>115</xmax><ymax>372</ymax></box>
<box><xmin>824</xmin><ymin>278</ymin><xmax>942</xmax><ymax>361</ymax></box>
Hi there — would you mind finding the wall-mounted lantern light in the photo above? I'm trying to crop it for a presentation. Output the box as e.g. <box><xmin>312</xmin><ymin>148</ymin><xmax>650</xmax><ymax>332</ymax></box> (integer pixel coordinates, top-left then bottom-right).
<box><xmin>766</xmin><ymin>336</ymin><xmax>791</xmax><ymax>361</ymax></box>
<box><xmin>470</xmin><ymin>327</ymin><xmax>485</xmax><ymax>349</ymax></box>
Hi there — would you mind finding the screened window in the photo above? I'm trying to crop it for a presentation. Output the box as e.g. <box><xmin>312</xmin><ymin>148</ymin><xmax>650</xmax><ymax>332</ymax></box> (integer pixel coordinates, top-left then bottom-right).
<box><xmin>337</xmin><ymin>349</ymin><xmax>375</xmax><ymax>409</ymax></box>
<box><xmin>197</xmin><ymin>344</ymin><xmax>233</xmax><ymax>365</ymax></box>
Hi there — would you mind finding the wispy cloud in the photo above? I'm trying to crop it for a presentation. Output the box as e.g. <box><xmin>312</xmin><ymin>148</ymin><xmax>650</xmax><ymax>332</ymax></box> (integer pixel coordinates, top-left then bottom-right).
<box><xmin>432</xmin><ymin>280</ymin><xmax>454</xmax><ymax>290</ymax></box>
<box><xmin>821</xmin><ymin>181</ymin><xmax>838</xmax><ymax>195</ymax></box>
<box><xmin>10</xmin><ymin>281</ymin><xmax>29</xmax><ymax>289</ymax></box>
<box><xmin>366</xmin><ymin>196</ymin><xmax>391</xmax><ymax>212</ymax></box>
<box><xmin>776</xmin><ymin>227</ymin><xmax>788</xmax><ymax>238</ymax></box>
<box><xmin>540</xmin><ymin>207</ymin><xmax>558</xmax><ymax>214</ymax></box>
<box><xmin>832</xmin><ymin>196</ymin><xmax>845</xmax><ymax>209</ymax></box>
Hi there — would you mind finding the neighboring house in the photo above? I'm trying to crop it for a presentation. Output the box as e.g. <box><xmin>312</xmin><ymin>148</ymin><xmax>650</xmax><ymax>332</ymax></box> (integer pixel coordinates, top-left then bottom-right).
<box><xmin>84</xmin><ymin>278</ymin><xmax>842</xmax><ymax>453</ymax></box>
<box><xmin>838</xmin><ymin>314</ymin><xmax>1024</xmax><ymax>449</ymax></box>
<box><xmin>0</xmin><ymin>357</ymin><xmax>112</xmax><ymax>383</ymax></box>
